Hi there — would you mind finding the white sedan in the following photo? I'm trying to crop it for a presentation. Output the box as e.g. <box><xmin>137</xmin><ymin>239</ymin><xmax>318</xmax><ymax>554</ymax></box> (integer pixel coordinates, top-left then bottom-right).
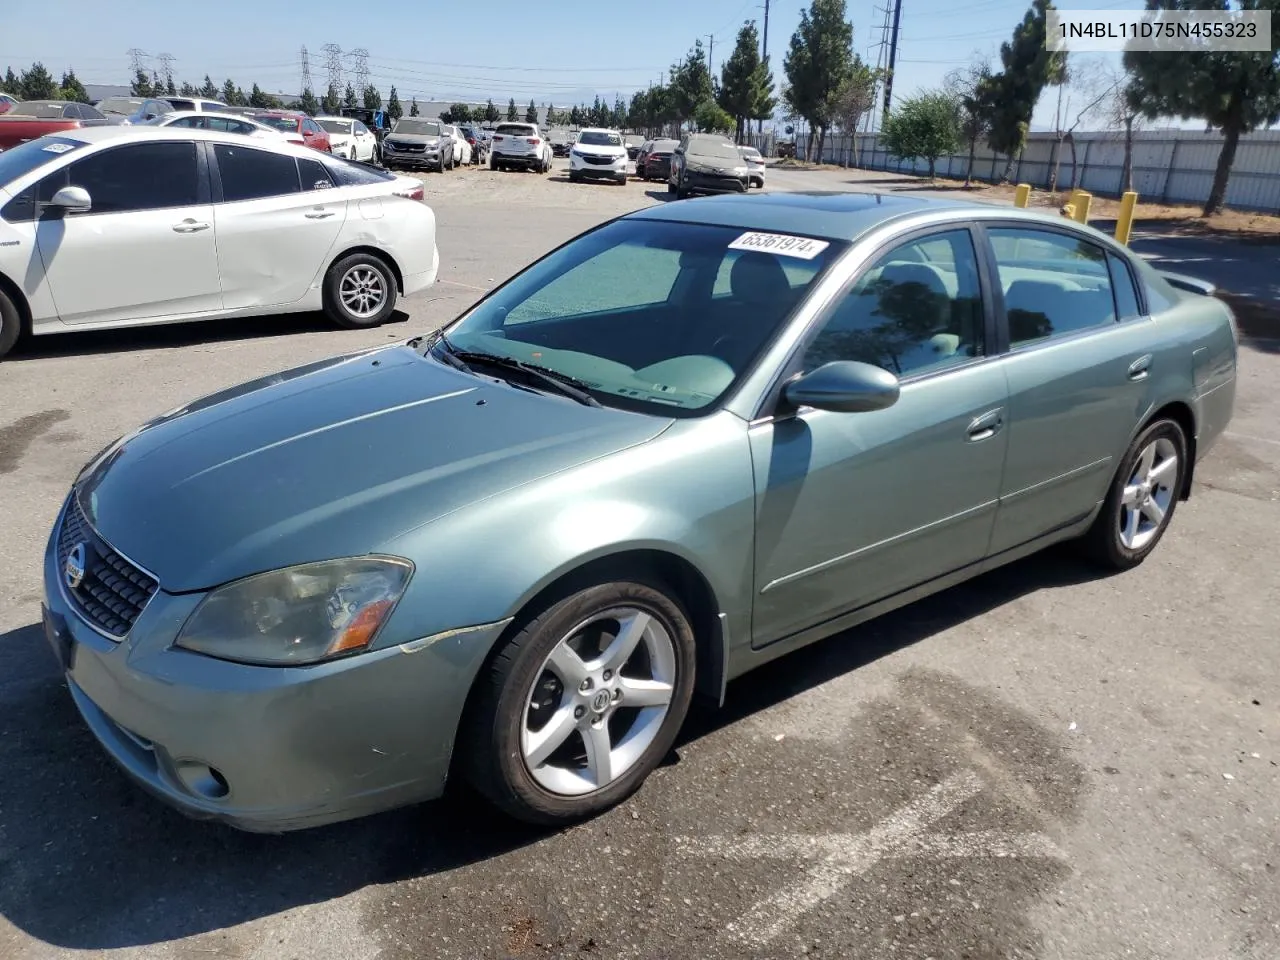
<box><xmin>0</xmin><ymin>127</ymin><xmax>438</xmax><ymax>360</ymax></box>
<box><xmin>315</xmin><ymin>116</ymin><xmax>379</xmax><ymax>163</ymax></box>
<box><xmin>143</xmin><ymin>110</ymin><xmax>305</xmax><ymax>146</ymax></box>
<box><xmin>443</xmin><ymin>124</ymin><xmax>471</xmax><ymax>166</ymax></box>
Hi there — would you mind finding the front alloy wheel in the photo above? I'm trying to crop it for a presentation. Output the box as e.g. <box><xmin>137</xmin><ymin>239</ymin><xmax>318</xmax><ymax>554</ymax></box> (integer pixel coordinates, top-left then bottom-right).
<box><xmin>462</xmin><ymin>579</ymin><xmax>695</xmax><ymax>824</ymax></box>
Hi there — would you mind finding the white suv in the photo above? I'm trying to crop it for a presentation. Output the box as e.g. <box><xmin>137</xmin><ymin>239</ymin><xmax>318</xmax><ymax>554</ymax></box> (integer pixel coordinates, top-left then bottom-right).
<box><xmin>489</xmin><ymin>122</ymin><xmax>552</xmax><ymax>173</ymax></box>
<box><xmin>568</xmin><ymin>128</ymin><xmax>628</xmax><ymax>185</ymax></box>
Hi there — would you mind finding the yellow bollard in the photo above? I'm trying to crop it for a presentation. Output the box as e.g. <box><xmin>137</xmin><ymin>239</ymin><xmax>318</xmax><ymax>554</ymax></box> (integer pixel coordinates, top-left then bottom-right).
<box><xmin>1115</xmin><ymin>191</ymin><xmax>1138</xmax><ymax>245</ymax></box>
<box><xmin>1014</xmin><ymin>183</ymin><xmax>1031</xmax><ymax>208</ymax></box>
<box><xmin>1071</xmin><ymin>190</ymin><xmax>1092</xmax><ymax>224</ymax></box>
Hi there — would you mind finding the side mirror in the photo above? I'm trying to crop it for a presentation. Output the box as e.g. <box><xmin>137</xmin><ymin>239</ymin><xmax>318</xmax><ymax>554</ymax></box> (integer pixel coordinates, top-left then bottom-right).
<box><xmin>782</xmin><ymin>361</ymin><xmax>900</xmax><ymax>414</ymax></box>
<box><xmin>44</xmin><ymin>185</ymin><xmax>93</xmax><ymax>215</ymax></box>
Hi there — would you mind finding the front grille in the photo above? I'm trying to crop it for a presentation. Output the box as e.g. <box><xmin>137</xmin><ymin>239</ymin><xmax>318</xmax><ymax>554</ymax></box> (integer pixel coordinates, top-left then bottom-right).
<box><xmin>386</xmin><ymin>140</ymin><xmax>425</xmax><ymax>153</ymax></box>
<box><xmin>57</xmin><ymin>496</ymin><xmax>159</xmax><ymax>639</ymax></box>
<box><xmin>583</xmin><ymin>155</ymin><xmax>614</xmax><ymax>166</ymax></box>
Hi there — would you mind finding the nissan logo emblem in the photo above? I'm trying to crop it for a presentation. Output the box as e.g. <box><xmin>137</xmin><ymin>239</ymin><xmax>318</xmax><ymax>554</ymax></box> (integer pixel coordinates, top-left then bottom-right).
<box><xmin>64</xmin><ymin>542</ymin><xmax>87</xmax><ymax>591</ymax></box>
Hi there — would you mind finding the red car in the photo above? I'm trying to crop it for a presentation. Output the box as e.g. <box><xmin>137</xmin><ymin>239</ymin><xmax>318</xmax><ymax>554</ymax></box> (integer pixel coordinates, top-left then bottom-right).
<box><xmin>0</xmin><ymin>99</ymin><xmax>112</xmax><ymax>150</ymax></box>
<box><xmin>244</xmin><ymin>111</ymin><xmax>332</xmax><ymax>153</ymax></box>
<box><xmin>0</xmin><ymin>93</ymin><xmax>18</xmax><ymax>115</ymax></box>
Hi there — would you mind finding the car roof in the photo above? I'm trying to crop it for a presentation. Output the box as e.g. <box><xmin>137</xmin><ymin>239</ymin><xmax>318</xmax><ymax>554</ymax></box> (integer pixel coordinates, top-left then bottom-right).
<box><xmin>314</xmin><ymin>115</ymin><xmax>353</xmax><ymax>121</ymax></box>
<box><xmin>47</xmin><ymin>125</ymin><xmax>313</xmax><ymax>153</ymax></box>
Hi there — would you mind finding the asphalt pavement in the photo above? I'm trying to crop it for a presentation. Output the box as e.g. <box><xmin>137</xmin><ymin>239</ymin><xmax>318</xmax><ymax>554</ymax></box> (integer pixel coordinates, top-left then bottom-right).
<box><xmin>1</xmin><ymin>161</ymin><xmax>1277</xmax><ymax>960</ymax></box>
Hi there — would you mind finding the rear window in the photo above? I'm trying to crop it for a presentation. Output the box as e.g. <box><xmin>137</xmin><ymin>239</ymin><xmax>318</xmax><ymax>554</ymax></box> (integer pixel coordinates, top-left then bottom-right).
<box><xmin>12</xmin><ymin>102</ymin><xmax>68</xmax><ymax>119</ymax></box>
<box><xmin>321</xmin><ymin>154</ymin><xmax>396</xmax><ymax>186</ymax></box>
<box><xmin>252</xmin><ymin>115</ymin><xmax>301</xmax><ymax>132</ymax></box>
<box><xmin>316</xmin><ymin>119</ymin><xmax>352</xmax><ymax>134</ymax></box>
<box><xmin>651</xmin><ymin>140</ymin><xmax>679</xmax><ymax>153</ymax></box>
<box><xmin>165</xmin><ymin>98</ymin><xmax>196</xmax><ymax>111</ymax></box>
<box><xmin>97</xmin><ymin>98</ymin><xmax>141</xmax><ymax>115</ymax></box>
<box><xmin>496</xmin><ymin>124</ymin><xmax>535</xmax><ymax>136</ymax></box>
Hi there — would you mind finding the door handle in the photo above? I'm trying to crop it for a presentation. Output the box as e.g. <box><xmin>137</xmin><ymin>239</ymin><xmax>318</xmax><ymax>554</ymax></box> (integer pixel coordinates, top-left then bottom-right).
<box><xmin>966</xmin><ymin>407</ymin><xmax>1005</xmax><ymax>442</ymax></box>
<box><xmin>172</xmin><ymin>219</ymin><xmax>210</xmax><ymax>233</ymax></box>
<box><xmin>1128</xmin><ymin>354</ymin><xmax>1153</xmax><ymax>380</ymax></box>
<box><xmin>305</xmin><ymin>209</ymin><xmax>335</xmax><ymax>219</ymax></box>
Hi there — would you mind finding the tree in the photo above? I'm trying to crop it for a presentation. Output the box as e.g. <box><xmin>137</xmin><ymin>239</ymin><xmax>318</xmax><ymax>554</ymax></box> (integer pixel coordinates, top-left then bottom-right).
<box><xmin>179</xmin><ymin>81</ymin><xmax>196</xmax><ymax>97</ymax></box>
<box><xmin>388</xmin><ymin>85</ymin><xmax>403</xmax><ymax>121</ymax></box>
<box><xmin>484</xmin><ymin>98</ymin><xmax>499</xmax><ymax>122</ymax></box>
<box><xmin>363</xmin><ymin>85</ymin><xmax>382</xmax><ymax>110</ymax></box>
<box><xmin>569</xmin><ymin>104</ymin><xmax>583</xmax><ymax>126</ymax></box>
<box><xmin>59</xmin><ymin>69</ymin><xmax>90</xmax><ymax>104</ymax></box>
<box><xmin>784</xmin><ymin>0</ymin><xmax>855</xmax><ymax>162</ymax></box>
<box><xmin>20</xmin><ymin>62</ymin><xmax>59</xmax><ymax>100</ymax></box>
<box><xmin>983</xmin><ymin>0</ymin><xmax>1064</xmax><ymax>181</ymax></box>
<box><xmin>409</xmin><ymin>97</ymin><xmax>420</xmax><ymax>117</ymax></box>
<box><xmin>1</xmin><ymin>67</ymin><xmax>18</xmax><ymax>95</ymax></box>
<box><xmin>249</xmin><ymin>83</ymin><xmax>271</xmax><ymax>108</ymax></box>
<box><xmin>343</xmin><ymin>83</ymin><xmax>358</xmax><ymax>109</ymax></box>
<box><xmin>235</xmin><ymin>86</ymin><xmax>249</xmax><ymax>106</ymax></box>
<box><xmin>221</xmin><ymin>78</ymin><xmax>238</xmax><ymax>105</ymax></box>
<box><xmin>506</xmin><ymin>97</ymin><xmax>517</xmax><ymax>120</ymax></box>
<box><xmin>199</xmin><ymin>75</ymin><xmax>218</xmax><ymax>100</ymax></box>
<box><xmin>130</xmin><ymin>68</ymin><xmax>153</xmax><ymax>98</ymax></box>
<box><xmin>322</xmin><ymin>83</ymin><xmax>341</xmax><ymax>115</ymax></box>
<box><xmin>719</xmin><ymin>21</ymin><xmax>776</xmax><ymax>142</ymax></box>
<box><xmin>1125</xmin><ymin>0</ymin><xmax>1280</xmax><ymax>216</ymax></box>
<box><xmin>1103</xmin><ymin>67</ymin><xmax>1147</xmax><ymax>195</ymax></box>
<box><xmin>152</xmin><ymin>72</ymin><xmax>163</xmax><ymax>97</ymax></box>
<box><xmin>298</xmin><ymin>87</ymin><xmax>320</xmax><ymax>117</ymax></box>
<box><xmin>829</xmin><ymin>58</ymin><xmax>879</xmax><ymax>164</ymax></box>
<box><xmin>166</xmin><ymin>76</ymin><xmax>177</xmax><ymax>96</ymax></box>
<box><xmin>526</xmin><ymin>99</ymin><xmax>538</xmax><ymax>123</ymax></box>
<box><xmin>445</xmin><ymin>103</ymin><xmax>471</xmax><ymax>122</ymax></box>
<box><xmin>694</xmin><ymin>100</ymin><xmax>734</xmax><ymax>134</ymax></box>
<box><xmin>669</xmin><ymin>40</ymin><xmax>715</xmax><ymax>130</ymax></box>
<box><xmin>1045</xmin><ymin>59</ymin><xmax>1113</xmax><ymax>192</ymax></box>
<box><xmin>881</xmin><ymin>89</ymin><xmax>962</xmax><ymax>180</ymax></box>
<box><xmin>945</xmin><ymin>59</ymin><xmax>996</xmax><ymax>186</ymax></box>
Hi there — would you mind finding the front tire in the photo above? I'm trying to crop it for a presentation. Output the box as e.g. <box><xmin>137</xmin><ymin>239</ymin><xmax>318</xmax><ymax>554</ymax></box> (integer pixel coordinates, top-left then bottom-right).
<box><xmin>322</xmin><ymin>252</ymin><xmax>398</xmax><ymax>329</ymax></box>
<box><xmin>0</xmin><ymin>287</ymin><xmax>22</xmax><ymax>360</ymax></box>
<box><xmin>1081</xmin><ymin>418</ymin><xmax>1188</xmax><ymax>570</ymax></box>
<box><xmin>461</xmin><ymin>578</ymin><xmax>696</xmax><ymax>825</ymax></box>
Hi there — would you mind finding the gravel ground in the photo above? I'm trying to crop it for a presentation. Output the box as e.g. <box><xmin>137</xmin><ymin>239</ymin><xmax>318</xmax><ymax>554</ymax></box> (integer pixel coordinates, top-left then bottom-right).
<box><xmin>1</xmin><ymin>160</ymin><xmax>1278</xmax><ymax>960</ymax></box>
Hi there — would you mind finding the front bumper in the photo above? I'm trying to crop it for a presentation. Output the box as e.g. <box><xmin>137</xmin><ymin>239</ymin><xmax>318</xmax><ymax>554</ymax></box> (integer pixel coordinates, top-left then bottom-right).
<box><xmin>42</xmin><ymin>498</ymin><xmax>505</xmax><ymax>832</ymax></box>
<box><xmin>679</xmin><ymin>170</ymin><xmax>748</xmax><ymax>194</ymax></box>
<box><xmin>383</xmin><ymin>148</ymin><xmax>441</xmax><ymax>168</ymax></box>
<box><xmin>569</xmin><ymin>153</ymin><xmax>627</xmax><ymax>178</ymax></box>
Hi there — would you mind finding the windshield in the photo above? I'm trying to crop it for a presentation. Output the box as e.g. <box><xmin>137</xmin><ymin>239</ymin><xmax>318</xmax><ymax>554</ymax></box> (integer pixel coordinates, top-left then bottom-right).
<box><xmin>395</xmin><ymin>119</ymin><xmax>441</xmax><ymax>136</ymax></box>
<box><xmin>687</xmin><ymin>138</ymin><xmax>742</xmax><ymax>162</ymax></box>
<box><xmin>97</xmin><ymin>98</ymin><xmax>141</xmax><ymax>115</ymax></box>
<box><xmin>316</xmin><ymin>119</ymin><xmax>353</xmax><ymax>134</ymax></box>
<box><xmin>0</xmin><ymin>136</ymin><xmax>85</xmax><ymax>187</ymax></box>
<box><xmin>437</xmin><ymin>218</ymin><xmax>844</xmax><ymax>416</ymax></box>
<box><xmin>253</xmin><ymin>115</ymin><xmax>300</xmax><ymax>132</ymax></box>
<box><xmin>579</xmin><ymin>131</ymin><xmax>622</xmax><ymax>147</ymax></box>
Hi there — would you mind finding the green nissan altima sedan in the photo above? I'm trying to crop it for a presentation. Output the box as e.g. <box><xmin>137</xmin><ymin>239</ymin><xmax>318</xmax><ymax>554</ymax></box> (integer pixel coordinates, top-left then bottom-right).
<box><xmin>42</xmin><ymin>192</ymin><xmax>1238</xmax><ymax>830</ymax></box>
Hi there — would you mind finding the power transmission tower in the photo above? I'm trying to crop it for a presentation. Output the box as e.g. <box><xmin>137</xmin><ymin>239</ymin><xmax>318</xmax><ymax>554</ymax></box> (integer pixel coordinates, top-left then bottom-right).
<box><xmin>300</xmin><ymin>46</ymin><xmax>313</xmax><ymax>93</ymax></box>
<box><xmin>882</xmin><ymin>0</ymin><xmax>904</xmax><ymax>116</ymax></box>
<box><xmin>156</xmin><ymin>52</ymin><xmax>176</xmax><ymax>89</ymax></box>
<box><xmin>322</xmin><ymin>43</ymin><xmax>344</xmax><ymax>92</ymax></box>
<box><xmin>867</xmin><ymin>4</ymin><xmax>893</xmax><ymax>133</ymax></box>
<box><xmin>348</xmin><ymin>48</ymin><xmax>370</xmax><ymax>94</ymax></box>
<box><xmin>127</xmin><ymin>48</ymin><xmax>149</xmax><ymax>75</ymax></box>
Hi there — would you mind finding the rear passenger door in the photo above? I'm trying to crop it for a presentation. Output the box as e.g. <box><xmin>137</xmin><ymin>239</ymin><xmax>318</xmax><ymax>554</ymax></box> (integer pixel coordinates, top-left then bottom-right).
<box><xmin>983</xmin><ymin>223</ymin><xmax>1155</xmax><ymax>555</ymax></box>
<box><xmin>209</xmin><ymin>143</ymin><xmax>347</xmax><ymax>309</ymax></box>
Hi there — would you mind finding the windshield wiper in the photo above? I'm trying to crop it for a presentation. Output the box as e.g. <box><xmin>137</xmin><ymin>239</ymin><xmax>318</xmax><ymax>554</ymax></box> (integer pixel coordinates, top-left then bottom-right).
<box><xmin>450</xmin><ymin>349</ymin><xmax>602</xmax><ymax>407</ymax></box>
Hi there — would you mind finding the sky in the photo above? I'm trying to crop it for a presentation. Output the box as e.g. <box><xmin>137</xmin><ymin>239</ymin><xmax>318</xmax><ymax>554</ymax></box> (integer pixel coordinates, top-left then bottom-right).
<box><xmin>3</xmin><ymin>0</ymin><xmax>1164</xmax><ymax>132</ymax></box>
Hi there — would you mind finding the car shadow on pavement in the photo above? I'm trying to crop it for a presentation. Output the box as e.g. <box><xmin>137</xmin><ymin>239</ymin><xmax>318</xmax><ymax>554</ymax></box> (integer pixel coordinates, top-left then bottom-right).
<box><xmin>6</xmin><ymin>310</ymin><xmax>412</xmax><ymax>362</ymax></box>
<box><xmin>0</xmin><ymin>545</ymin><xmax>1108</xmax><ymax>951</ymax></box>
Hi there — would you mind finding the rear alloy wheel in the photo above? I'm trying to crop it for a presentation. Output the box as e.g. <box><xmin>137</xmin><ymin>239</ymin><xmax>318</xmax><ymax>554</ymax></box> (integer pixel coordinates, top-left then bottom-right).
<box><xmin>0</xmin><ymin>287</ymin><xmax>22</xmax><ymax>360</ymax></box>
<box><xmin>1082</xmin><ymin>418</ymin><xmax>1188</xmax><ymax>570</ymax></box>
<box><xmin>462</xmin><ymin>579</ymin><xmax>696</xmax><ymax>825</ymax></box>
<box><xmin>323</xmin><ymin>252</ymin><xmax>397</xmax><ymax>329</ymax></box>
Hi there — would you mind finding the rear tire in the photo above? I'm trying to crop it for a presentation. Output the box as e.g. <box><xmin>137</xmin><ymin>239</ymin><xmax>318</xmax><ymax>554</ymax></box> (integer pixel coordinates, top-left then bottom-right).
<box><xmin>460</xmin><ymin>577</ymin><xmax>696</xmax><ymax>825</ymax></box>
<box><xmin>323</xmin><ymin>252</ymin><xmax>398</xmax><ymax>330</ymax></box>
<box><xmin>1080</xmin><ymin>418</ymin><xmax>1188</xmax><ymax>570</ymax></box>
<box><xmin>0</xmin><ymin>287</ymin><xmax>22</xmax><ymax>361</ymax></box>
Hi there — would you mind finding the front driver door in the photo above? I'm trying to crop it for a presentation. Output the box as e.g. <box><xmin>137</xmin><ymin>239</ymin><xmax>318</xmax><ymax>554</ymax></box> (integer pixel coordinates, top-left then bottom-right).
<box><xmin>35</xmin><ymin>139</ymin><xmax>222</xmax><ymax>324</ymax></box>
<box><xmin>750</xmin><ymin>226</ymin><xmax>1010</xmax><ymax>648</ymax></box>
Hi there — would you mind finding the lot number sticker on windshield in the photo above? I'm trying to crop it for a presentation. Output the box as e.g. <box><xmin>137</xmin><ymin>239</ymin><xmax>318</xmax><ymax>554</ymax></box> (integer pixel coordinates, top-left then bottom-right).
<box><xmin>42</xmin><ymin>143</ymin><xmax>75</xmax><ymax>154</ymax></box>
<box><xmin>728</xmin><ymin>231</ymin><xmax>830</xmax><ymax>260</ymax></box>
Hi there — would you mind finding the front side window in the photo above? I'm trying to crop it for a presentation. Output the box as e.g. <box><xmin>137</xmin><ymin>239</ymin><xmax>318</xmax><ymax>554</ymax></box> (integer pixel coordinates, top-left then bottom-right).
<box><xmin>51</xmin><ymin>141</ymin><xmax>199</xmax><ymax>214</ymax></box>
<box><xmin>438</xmin><ymin>218</ymin><xmax>846</xmax><ymax>414</ymax></box>
<box><xmin>803</xmin><ymin>229</ymin><xmax>985</xmax><ymax>377</ymax></box>
<box><xmin>989</xmin><ymin>227</ymin><xmax>1116</xmax><ymax>347</ymax></box>
<box><xmin>215</xmin><ymin>144</ymin><xmax>299</xmax><ymax>201</ymax></box>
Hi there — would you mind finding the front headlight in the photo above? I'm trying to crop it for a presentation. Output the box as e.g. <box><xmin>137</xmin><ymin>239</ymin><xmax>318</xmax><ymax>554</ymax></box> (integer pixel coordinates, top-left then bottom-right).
<box><xmin>174</xmin><ymin>557</ymin><xmax>413</xmax><ymax>666</ymax></box>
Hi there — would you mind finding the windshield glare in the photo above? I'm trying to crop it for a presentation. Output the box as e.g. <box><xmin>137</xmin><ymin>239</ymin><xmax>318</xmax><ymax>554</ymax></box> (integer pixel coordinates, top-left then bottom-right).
<box><xmin>688</xmin><ymin>138</ymin><xmax>742</xmax><ymax>162</ymax></box>
<box><xmin>579</xmin><ymin>131</ymin><xmax>621</xmax><ymax>147</ymax></box>
<box><xmin>396</xmin><ymin>120</ymin><xmax>441</xmax><ymax>136</ymax></box>
<box><xmin>438</xmin><ymin>218</ymin><xmax>844</xmax><ymax>415</ymax></box>
<box><xmin>317</xmin><ymin>119</ymin><xmax>352</xmax><ymax>134</ymax></box>
<box><xmin>0</xmin><ymin>136</ymin><xmax>84</xmax><ymax>186</ymax></box>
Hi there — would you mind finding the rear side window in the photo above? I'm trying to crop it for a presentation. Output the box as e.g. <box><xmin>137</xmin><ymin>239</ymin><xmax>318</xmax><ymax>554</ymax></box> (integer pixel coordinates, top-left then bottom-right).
<box><xmin>298</xmin><ymin>157</ymin><xmax>334</xmax><ymax>191</ymax></box>
<box><xmin>988</xmin><ymin>227</ymin><xmax>1117</xmax><ymax>347</ymax></box>
<box><xmin>1107</xmin><ymin>252</ymin><xmax>1143</xmax><ymax>320</ymax></box>
<box><xmin>61</xmin><ymin>141</ymin><xmax>199</xmax><ymax>213</ymax></box>
<box><xmin>215</xmin><ymin>144</ymin><xmax>299</xmax><ymax>201</ymax></box>
<box><xmin>321</xmin><ymin>155</ymin><xmax>395</xmax><ymax>186</ymax></box>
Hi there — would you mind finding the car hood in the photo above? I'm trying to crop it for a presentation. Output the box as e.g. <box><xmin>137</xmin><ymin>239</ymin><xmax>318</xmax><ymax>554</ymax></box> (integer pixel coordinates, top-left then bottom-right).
<box><xmin>77</xmin><ymin>345</ymin><xmax>671</xmax><ymax>592</ymax></box>
<box><xmin>388</xmin><ymin>133</ymin><xmax>440</xmax><ymax>145</ymax></box>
